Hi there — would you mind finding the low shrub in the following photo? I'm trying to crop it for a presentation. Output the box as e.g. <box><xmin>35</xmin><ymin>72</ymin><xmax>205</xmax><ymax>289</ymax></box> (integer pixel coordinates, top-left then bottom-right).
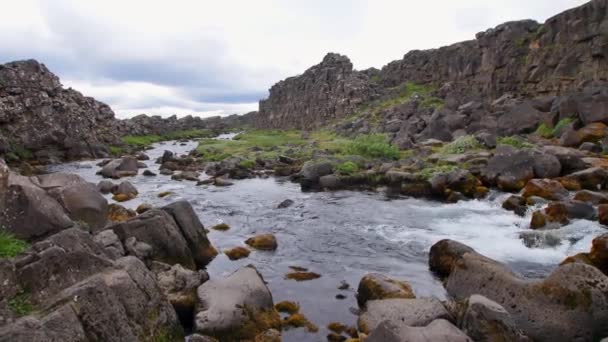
<box><xmin>440</xmin><ymin>135</ymin><xmax>483</xmax><ymax>154</ymax></box>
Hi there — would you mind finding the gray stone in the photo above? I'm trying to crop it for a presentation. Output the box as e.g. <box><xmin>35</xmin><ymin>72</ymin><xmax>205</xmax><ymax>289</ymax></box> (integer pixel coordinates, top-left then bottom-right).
<box><xmin>100</xmin><ymin>157</ymin><xmax>139</xmax><ymax>179</ymax></box>
<box><xmin>195</xmin><ymin>266</ymin><xmax>280</xmax><ymax>340</ymax></box>
<box><xmin>94</xmin><ymin>229</ymin><xmax>125</xmax><ymax>260</ymax></box>
<box><xmin>461</xmin><ymin>294</ymin><xmax>529</xmax><ymax>342</ymax></box>
<box><xmin>366</xmin><ymin>319</ymin><xmax>472</xmax><ymax>342</ymax></box>
<box><xmin>357</xmin><ymin>298</ymin><xmax>450</xmax><ymax>334</ymax></box>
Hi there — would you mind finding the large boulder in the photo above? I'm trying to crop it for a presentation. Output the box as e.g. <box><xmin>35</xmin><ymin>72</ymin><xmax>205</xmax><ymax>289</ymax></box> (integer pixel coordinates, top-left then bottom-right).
<box><xmin>300</xmin><ymin>160</ymin><xmax>333</xmax><ymax>190</ymax></box>
<box><xmin>497</xmin><ymin>101</ymin><xmax>545</xmax><ymax>136</ymax></box>
<box><xmin>162</xmin><ymin>201</ymin><xmax>218</xmax><ymax>267</ymax></box>
<box><xmin>100</xmin><ymin>157</ymin><xmax>139</xmax><ymax>179</ymax></box>
<box><xmin>561</xmin><ymin>233</ymin><xmax>608</xmax><ymax>276</ymax></box>
<box><xmin>38</xmin><ymin>173</ymin><xmax>108</xmax><ymax>231</ymax></box>
<box><xmin>194</xmin><ymin>266</ymin><xmax>281</xmax><ymax>340</ymax></box>
<box><xmin>356</xmin><ymin>273</ymin><xmax>415</xmax><ymax>307</ymax></box>
<box><xmin>3</xmin><ymin>173</ymin><xmax>74</xmax><ymax>240</ymax></box>
<box><xmin>107</xmin><ymin>201</ymin><xmax>217</xmax><ymax>269</ymax></box>
<box><xmin>521</xmin><ymin>179</ymin><xmax>568</xmax><ymax>201</ymax></box>
<box><xmin>357</xmin><ymin>298</ymin><xmax>450</xmax><ymax>334</ymax></box>
<box><xmin>460</xmin><ymin>294</ymin><xmax>529</xmax><ymax>342</ymax></box>
<box><xmin>564</xmin><ymin>167</ymin><xmax>608</xmax><ymax>190</ymax></box>
<box><xmin>107</xmin><ymin>209</ymin><xmax>197</xmax><ymax>269</ymax></box>
<box><xmin>365</xmin><ymin>319</ymin><xmax>471</xmax><ymax>342</ymax></box>
<box><xmin>482</xmin><ymin>149</ymin><xmax>534</xmax><ymax>191</ymax></box>
<box><xmin>429</xmin><ymin>239</ymin><xmax>608</xmax><ymax>341</ymax></box>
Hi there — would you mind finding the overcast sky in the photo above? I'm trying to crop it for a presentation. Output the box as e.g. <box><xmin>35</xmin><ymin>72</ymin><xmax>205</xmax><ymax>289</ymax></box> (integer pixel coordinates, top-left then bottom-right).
<box><xmin>0</xmin><ymin>0</ymin><xmax>588</xmax><ymax>118</ymax></box>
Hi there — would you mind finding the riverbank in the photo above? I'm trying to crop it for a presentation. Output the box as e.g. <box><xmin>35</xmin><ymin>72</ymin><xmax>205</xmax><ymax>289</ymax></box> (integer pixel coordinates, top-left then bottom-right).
<box><xmin>32</xmin><ymin>137</ymin><xmax>606</xmax><ymax>341</ymax></box>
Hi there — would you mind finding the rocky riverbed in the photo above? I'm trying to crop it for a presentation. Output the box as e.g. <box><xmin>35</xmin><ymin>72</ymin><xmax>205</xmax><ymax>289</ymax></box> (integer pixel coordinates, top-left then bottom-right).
<box><xmin>48</xmin><ymin>138</ymin><xmax>608</xmax><ymax>341</ymax></box>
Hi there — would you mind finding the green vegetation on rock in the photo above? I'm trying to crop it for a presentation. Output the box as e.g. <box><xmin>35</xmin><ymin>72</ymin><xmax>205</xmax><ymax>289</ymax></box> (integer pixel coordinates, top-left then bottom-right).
<box><xmin>417</xmin><ymin>165</ymin><xmax>458</xmax><ymax>180</ymax></box>
<box><xmin>335</xmin><ymin>161</ymin><xmax>360</xmax><ymax>175</ymax></box>
<box><xmin>535</xmin><ymin>123</ymin><xmax>554</xmax><ymax>138</ymax></box>
<box><xmin>553</xmin><ymin>117</ymin><xmax>575</xmax><ymax>134</ymax></box>
<box><xmin>497</xmin><ymin>136</ymin><xmax>533</xmax><ymax>149</ymax></box>
<box><xmin>0</xmin><ymin>230</ymin><xmax>29</xmax><ymax>258</ymax></box>
<box><xmin>440</xmin><ymin>135</ymin><xmax>484</xmax><ymax>155</ymax></box>
<box><xmin>8</xmin><ymin>291</ymin><xmax>33</xmax><ymax>316</ymax></box>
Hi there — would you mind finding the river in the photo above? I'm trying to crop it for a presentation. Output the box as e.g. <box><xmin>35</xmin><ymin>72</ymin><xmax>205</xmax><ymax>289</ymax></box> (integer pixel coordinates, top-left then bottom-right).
<box><xmin>49</xmin><ymin>137</ymin><xmax>607</xmax><ymax>341</ymax></box>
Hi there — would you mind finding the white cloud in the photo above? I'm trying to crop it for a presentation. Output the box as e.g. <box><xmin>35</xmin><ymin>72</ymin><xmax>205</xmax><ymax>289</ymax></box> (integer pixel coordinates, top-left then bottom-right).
<box><xmin>0</xmin><ymin>0</ymin><xmax>589</xmax><ymax>118</ymax></box>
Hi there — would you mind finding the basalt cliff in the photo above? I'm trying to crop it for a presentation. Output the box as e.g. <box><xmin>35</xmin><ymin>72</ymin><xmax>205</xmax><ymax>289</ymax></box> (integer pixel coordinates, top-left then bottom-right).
<box><xmin>256</xmin><ymin>0</ymin><xmax>608</xmax><ymax>148</ymax></box>
<box><xmin>0</xmin><ymin>60</ymin><xmax>246</xmax><ymax>164</ymax></box>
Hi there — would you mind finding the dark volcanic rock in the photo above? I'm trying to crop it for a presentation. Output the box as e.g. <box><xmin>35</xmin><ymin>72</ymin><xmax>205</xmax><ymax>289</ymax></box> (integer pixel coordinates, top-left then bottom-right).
<box><xmin>256</xmin><ymin>53</ymin><xmax>377</xmax><ymax>129</ymax></box>
<box><xmin>0</xmin><ymin>60</ymin><xmax>120</xmax><ymax>161</ymax></box>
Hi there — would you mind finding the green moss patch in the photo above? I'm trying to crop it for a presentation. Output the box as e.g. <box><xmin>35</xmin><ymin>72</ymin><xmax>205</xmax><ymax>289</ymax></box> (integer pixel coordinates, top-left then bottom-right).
<box><xmin>8</xmin><ymin>291</ymin><xmax>33</xmax><ymax>316</ymax></box>
<box><xmin>440</xmin><ymin>135</ymin><xmax>484</xmax><ymax>155</ymax></box>
<box><xmin>0</xmin><ymin>230</ymin><xmax>29</xmax><ymax>258</ymax></box>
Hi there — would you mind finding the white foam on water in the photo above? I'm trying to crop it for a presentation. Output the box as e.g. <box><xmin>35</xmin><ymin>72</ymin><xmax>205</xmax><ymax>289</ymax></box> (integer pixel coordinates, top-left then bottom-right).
<box><xmin>376</xmin><ymin>197</ymin><xmax>606</xmax><ymax>267</ymax></box>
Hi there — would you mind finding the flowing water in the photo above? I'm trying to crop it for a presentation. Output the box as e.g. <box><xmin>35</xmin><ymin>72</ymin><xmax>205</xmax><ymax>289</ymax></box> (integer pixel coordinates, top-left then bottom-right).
<box><xmin>50</xmin><ymin>138</ymin><xmax>607</xmax><ymax>341</ymax></box>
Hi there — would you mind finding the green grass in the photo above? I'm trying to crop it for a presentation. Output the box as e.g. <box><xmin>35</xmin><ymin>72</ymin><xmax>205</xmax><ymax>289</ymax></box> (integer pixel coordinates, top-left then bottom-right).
<box><xmin>497</xmin><ymin>136</ymin><xmax>533</xmax><ymax>149</ymax></box>
<box><xmin>440</xmin><ymin>135</ymin><xmax>484</xmax><ymax>155</ymax></box>
<box><xmin>335</xmin><ymin>161</ymin><xmax>359</xmax><ymax>175</ymax></box>
<box><xmin>535</xmin><ymin>123</ymin><xmax>554</xmax><ymax>138</ymax></box>
<box><xmin>122</xmin><ymin>129</ymin><xmax>214</xmax><ymax>148</ymax></box>
<box><xmin>343</xmin><ymin>134</ymin><xmax>400</xmax><ymax>160</ymax></box>
<box><xmin>196</xmin><ymin>130</ymin><xmax>400</xmax><ymax>164</ymax></box>
<box><xmin>8</xmin><ymin>291</ymin><xmax>33</xmax><ymax>316</ymax></box>
<box><xmin>108</xmin><ymin>146</ymin><xmax>124</xmax><ymax>156</ymax></box>
<box><xmin>238</xmin><ymin>160</ymin><xmax>256</xmax><ymax>169</ymax></box>
<box><xmin>196</xmin><ymin>130</ymin><xmax>308</xmax><ymax>162</ymax></box>
<box><xmin>0</xmin><ymin>230</ymin><xmax>29</xmax><ymax>258</ymax></box>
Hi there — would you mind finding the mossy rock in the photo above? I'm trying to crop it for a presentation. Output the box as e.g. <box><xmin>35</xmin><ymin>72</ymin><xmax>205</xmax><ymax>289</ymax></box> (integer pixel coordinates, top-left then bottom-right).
<box><xmin>356</xmin><ymin>273</ymin><xmax>415</xmax><ymax>307</ymax></box>
<box><xmin>224</xmin><ymin>246</ymin><xmax>251</xmax><ymax>261</ymax></box>
<box><xmin>245</xmin><ymin>234</ymin><xmax>278</xmax><ymax>251</ymax></box>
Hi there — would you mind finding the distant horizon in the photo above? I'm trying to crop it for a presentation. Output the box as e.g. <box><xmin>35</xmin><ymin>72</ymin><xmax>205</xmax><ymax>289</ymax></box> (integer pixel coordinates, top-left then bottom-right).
<box><xmin>0</xmin><ymin>0</ymin><xmax>588</xmax><ymax>119</ymax></box>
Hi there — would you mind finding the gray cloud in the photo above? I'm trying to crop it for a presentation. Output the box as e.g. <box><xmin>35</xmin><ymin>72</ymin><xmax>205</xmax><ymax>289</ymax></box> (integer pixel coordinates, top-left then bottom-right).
<box><xmin>0</xmin><ymin>0</ymin><xmax>589</xmax><ymax>118</ymax></box>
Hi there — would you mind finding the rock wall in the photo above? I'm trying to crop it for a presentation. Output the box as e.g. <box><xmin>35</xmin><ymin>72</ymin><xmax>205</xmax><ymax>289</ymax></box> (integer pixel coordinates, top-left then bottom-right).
<box><xmin>256</xmin><ymin>53</ymin><xmax>378</xmax><ymax>129</ymax></box>
<box><xmin>0</xmin><ymin>60</ymin><xmax>122</xmax><ymax>161</ymax></box>
<box><xmin>256</xmin><ymin>0</ymin><xmax>608</xmax><ymax>130</ymax></box>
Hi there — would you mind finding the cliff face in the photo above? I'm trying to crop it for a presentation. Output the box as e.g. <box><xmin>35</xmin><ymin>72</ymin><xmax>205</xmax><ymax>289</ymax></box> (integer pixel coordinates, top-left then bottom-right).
<box><xmin>256</xmin><ymin>0</ymin><xmax>608</xmax><ymax>132</ymax></box>
<box><xmin>257</xmin><ymin>53</ymin><xmax>378</xmax><ymax>129</ymax></box>
<box><xmin>0</xmin><ymin>60</ymin><xmax>247</xmax><ymax>163</ymax></box>
<box><xmin>0</xmin><ymin>60</ymin><xmax>121</xmax><ymax>161</ymax></box>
